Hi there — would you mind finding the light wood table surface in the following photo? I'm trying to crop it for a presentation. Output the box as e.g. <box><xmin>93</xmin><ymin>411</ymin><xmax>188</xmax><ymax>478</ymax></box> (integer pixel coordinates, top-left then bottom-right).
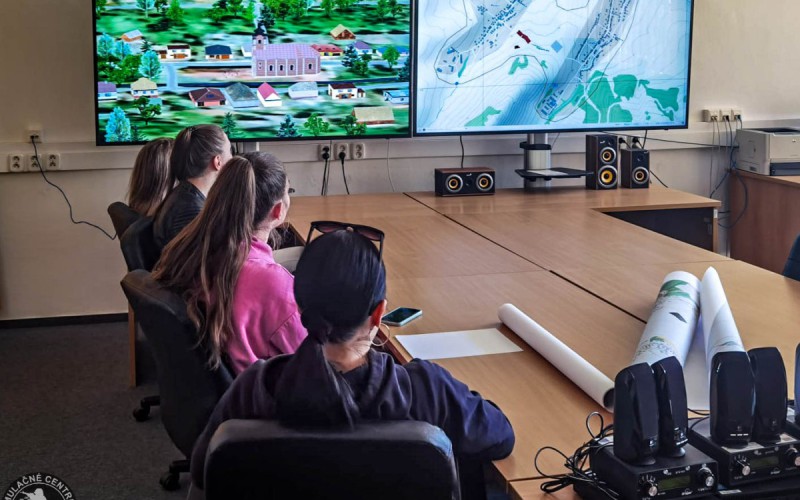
<box><xmin>447</xmin><ymin>208</ymin><xmax>728</xmax><ymax>271</ymax></box>
<box><xmin>555</xmin><ymin>260</ymin><xmax>800</xmax><ymax>395</ymax></box>
<box><xmin>289</xmin><ymin>192</ymin><xmax>433</xmax><ymax>219</ymax></box>
<box><xmin>288</xmin><ymin>212</ymin><xmax>542</xmax><ymax>278</ymax></box>
<box><xmin>408</xmin><ymin>186</ymin><xmax>720</xmax><ymax>215</ymax></box>
<box><xmin>384</xmin><ymin>271</ymin><xmax>647</xmax><ymax>482</ymax></box>
<box><xmin>510</xmin><ymin>481</ymin><xmax>580</xmax><ymax>500</ymax></box>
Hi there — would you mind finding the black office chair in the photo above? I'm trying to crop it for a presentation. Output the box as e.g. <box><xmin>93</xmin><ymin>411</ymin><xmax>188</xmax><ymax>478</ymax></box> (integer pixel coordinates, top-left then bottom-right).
<box><xmin>121</xmin><ymin>270</ymin><xmax>234</xmax><ymax>491</ymax></box>
<box><xmin>107</xmin><ymin>201</ymin><xmax>141</xmax><ymax>238</ymax></box>
<box><xmin>109</xmin><ymin>210</ymin><xmax>163</xmax><ymax>420</ymax></box>
<box><xmin>784</xmin><ymin>234</ymin><xmax>800</xmax><ymax>281</ymax></box>
<box><xmin>204</xmin><ymin>419</ymin><xmax>461</xmax><ymax>500</ymax></box>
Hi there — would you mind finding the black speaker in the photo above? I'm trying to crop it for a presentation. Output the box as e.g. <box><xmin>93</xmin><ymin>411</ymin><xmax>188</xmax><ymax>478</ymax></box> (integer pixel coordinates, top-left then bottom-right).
<box><xmin>748</xmin><ymin>347</ymin><xmax>787</xmax><ymax>443</ymax></box>
<box><xmin>434</xmin><ymin>167</ymin><xmax>495</xmax><ymax>197</ymax></box>
<box><xmin>709</xmin><ymin>351</ymin><xmax>756</xmax><ymax>447</ymax></box>
<box><xmin>585</xmin><ymin>134</ymin><xmax>619</xmax><ymax>190</ymax></box>
<box><xmin>652</xmin><ymin>357</ymin><xmax>689</xmax><ymax>457</ymax></box>
<box><xmin>621</xmin><ymin>148</ymin><xmax>650</xmax><ymax>189</ymax></box>
<box><xmin>614</xmin><ymin>363</ymin><xmax>660</xmax><ymax>465</ymax></box>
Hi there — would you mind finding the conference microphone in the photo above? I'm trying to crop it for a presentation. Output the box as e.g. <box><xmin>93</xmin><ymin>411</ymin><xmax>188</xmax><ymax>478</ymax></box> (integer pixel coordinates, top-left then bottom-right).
<box><xmin>614</xmin><ymin>362</ymin><xmax>660</xmax><ymax>465</ymax></box>
<box><xmin>652</xmin><ymin>356</ymin><xmax>689</xmax><ymax>457</ymax></box>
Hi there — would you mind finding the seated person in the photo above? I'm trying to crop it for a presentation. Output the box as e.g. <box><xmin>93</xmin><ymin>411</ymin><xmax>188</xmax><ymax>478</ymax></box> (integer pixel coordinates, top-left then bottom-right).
<box><xmin>188</xmin><ymin>228</ymin><xmax>515</xmax><ymax>496</ymax></box>
<box><xmin>153</xmin><ymin>152</ymin><xmax>306</xmax><ymax>374</ymax></box>
<box><xmin>127</xmin><ymin>137</ymin><xmax>173</xmax><ymax>217</ymax></box>
<box><xmin>153</xmin><ymin>124</ymin><xmax>231</xmax><ymax>251</ymax></box>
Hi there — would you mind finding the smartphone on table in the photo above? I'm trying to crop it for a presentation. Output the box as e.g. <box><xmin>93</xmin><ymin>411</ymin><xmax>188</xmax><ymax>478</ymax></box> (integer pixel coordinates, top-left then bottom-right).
<box><xmin>382</xmin><ymin>307</ymin><xmax>422</xmax><ymax>327</ymax></box>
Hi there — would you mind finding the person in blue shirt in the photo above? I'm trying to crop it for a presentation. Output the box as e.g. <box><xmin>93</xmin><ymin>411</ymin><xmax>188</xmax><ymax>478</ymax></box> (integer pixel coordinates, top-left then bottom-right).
<box><xmin>189</xmin><ymin>226</ymin><xmax>515</xmax><ymax>496</ymax></box>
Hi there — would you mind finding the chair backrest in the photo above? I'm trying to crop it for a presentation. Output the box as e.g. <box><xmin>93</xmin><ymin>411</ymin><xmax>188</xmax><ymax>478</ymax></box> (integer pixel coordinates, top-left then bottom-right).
<box><xmin>121</xmin><ymin>270</ymin><xmax>233</xmax><ymax>457</ymax></box>
<box><xmin>784</xmin><ymin>234</ymin><xmax>800</xmax><ymax>281</ymax></box>
<box><xmin>120</xmin><ymin>216</ymin><xmax>160</xmax><ymax>272</ymax></box>
<box><xmin>204</xmin><ymin>419</ymin><xmax>460</xmax><ymax>500</ymax></box>
<box><xmin>107</xmin><ymin>201</ymin><xmax>141</xmax><ymax>238</ymax></box>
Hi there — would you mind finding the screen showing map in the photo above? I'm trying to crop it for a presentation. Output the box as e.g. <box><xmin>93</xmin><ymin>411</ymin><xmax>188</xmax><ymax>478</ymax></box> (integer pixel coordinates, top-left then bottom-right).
<box><xmin>414</xmin><ymin>0</ymin><xmax>693</xmax><ymax>136</ymax></box>
<box><xmin>93</xmin><ymin>1</ymin><xmax>411</xmax><ymax>145</ymax></box>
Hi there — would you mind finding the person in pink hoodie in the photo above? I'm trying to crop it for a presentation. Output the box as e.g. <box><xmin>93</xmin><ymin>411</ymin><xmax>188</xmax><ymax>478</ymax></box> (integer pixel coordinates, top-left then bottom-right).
<box><xmin>153</xmin><ymin>152</ymin><xmax>306</xmax><ymax>374</ymax></box>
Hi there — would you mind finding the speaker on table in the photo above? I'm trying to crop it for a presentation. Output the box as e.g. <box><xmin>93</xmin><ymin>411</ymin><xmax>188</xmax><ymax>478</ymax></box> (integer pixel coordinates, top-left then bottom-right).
<box><xmin>435</xmin><ymin>167</ymin><xmax>495</xmax><ymax>197</ymax></box>
<box><xmin>621</xmin><ymin>148</ymin><xmax>650</xmax><ymax>189</ymax></box>
<box><xmin>585</xmin><ymin>134</ymin><xmax>619</xmax><ymax>190</ymax></box>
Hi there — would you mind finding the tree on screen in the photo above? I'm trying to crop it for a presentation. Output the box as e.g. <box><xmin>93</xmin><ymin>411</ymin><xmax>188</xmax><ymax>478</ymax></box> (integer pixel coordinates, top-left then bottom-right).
<box><xmin>222</xmin><ymin>112</ymin><xmax>240</xmax><ymax>138</ymax></box>
<box><xmin>96</xmin><ymin>0</ymin><xmax>108</xmax><ymax>17</ymax></box>
<box><xmin>289</xmin><ymin>0</ymin><xmax>308</xmax><ymax>20</ymax></box>
<box><xmin>131</xmin><ymin>125</ymin><xmax>146</xmax><ymax>142</ymax></box>
<box><xmin>244</xmin><ymin>0</ymin><xmax>256</xmax><ymax>22</ymax></box>
<box><xmin>228</xmin><ymin>0</ymin><xmax>244</xmax><ymax>15</ymax></box>
<box><xmin>397</xmin><ymin>57</ymin><xmax>410</xmax><ymax>82</ymax></box>
<box><xmin>320</xmin><ymin>0</ymin><xmax>334</xmax><ymax>17</ymax></box>
<box><xmin>278</xmin><ymin>115</ymin><xmax>301</xmax><ymax>138</ymax></box>
<box><xmin>388</xmin><ymin>0</ymin><xmax>401</xmax><ymax>18</ymax></box>
<box><xmin>265</xmin><ymin>0</ymin><xmax>289</xmax><ymax>19</ymax></box>
<box><xmin>304</xmin><ymin>113</ymin><xmax>331</xmax><ymax>137</ymax></box>
<box><xmin>383</xmin><ymin>46</ymin><xmax>399</xmax><ymax>69</ymax></box>
<box><xmin>111</xmin><ymin>55</ymin><xmax>143</xmax><ymax>83</ymax></box>
<box><xmin>135</xmin><ymin>97</ymin><xmax>162</xmax><ymax>126</ymax></box>
<box><xmin>97</xmin><ymin>34</ymin><xmax>115</xmax><ymax>60</ymax></box>
<box><xmin>106</xmin><ymin>107</ymin><xmax>133</xmax><ymax>143</ymax></box>
<box><xmin>139</xmin><ymin>51</ymin><xmax>163</xmax><ymax>80</ymax></box>
<box><xmin>137</xmin><ymin>0</ymin><xmax>156</xmax><ymax>17</ymax></box>
<box><xmin>259</xmin><ymin>5</ymin><xmax>276</xmax><ymax>35</ymax></box>
<box><xmin>167</xmin><ymin>0</ymin><xmax>185</xmax><ymax>24</ymax></box>
<box><xmin>114</xmin><ymin>40</ymin><xmax>133</xmax><ymax>60</ymax></box>
<box><xmin>342</xmin><ymin>114</ymin><xmax>366</xmax><ymax>136</ymax></box>
<box><xmin>376</xmin><ymin>0</ymin><xmax>389</xmax><ymax>19</ymax></box>
<box><xmin>342</xmin><ymin>45</ymin><xmax>358</xmax><ymax>69</ymax></box>
<box><xmin>334</xmin><ymin>0</ymin><xmax>356</xmax><ymax>11</ymax></box>
<box><xmin>209</xmin><ymin>6</ymin><xmax>226</xmax><ymax>23</ymax></box>
<box><xmin>155</xmin><ymin>0</ymin><xmax>168</xmax><ymax>14</ymax></box>
<box><xmin>353</xmin><ymin>53</ymin><xmax>371</xmax><ymax>77</ymax></box>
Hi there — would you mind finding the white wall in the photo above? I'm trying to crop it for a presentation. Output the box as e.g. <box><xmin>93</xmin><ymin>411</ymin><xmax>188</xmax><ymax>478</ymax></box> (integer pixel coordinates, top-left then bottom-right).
<box><xmin>1</xmin><ymin>0</ymin><xmax>799</xmax><ymax>320</ymax></box>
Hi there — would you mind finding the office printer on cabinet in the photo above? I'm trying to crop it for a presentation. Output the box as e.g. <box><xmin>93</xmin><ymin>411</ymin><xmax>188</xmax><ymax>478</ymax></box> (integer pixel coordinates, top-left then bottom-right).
<box><xmin>737</xmin><ymin>128</ymin><xmax>800</xmax><ymax>176</ymax></box>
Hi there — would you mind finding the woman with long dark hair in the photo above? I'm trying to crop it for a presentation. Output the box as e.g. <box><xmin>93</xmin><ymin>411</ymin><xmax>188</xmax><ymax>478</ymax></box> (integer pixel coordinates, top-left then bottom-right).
<box><xmin>188</xmin><ymin>228</ymin><xmax>514</xmax><ymax>495</ymax></box>
<box><xmin>153</xmin><ymin>124</ymin><xmax>231</xmax><ymax>251</ymax></box>
<box><xmin>153</xmin><ymin>152</ymin><xmax>306</xmax><ymax>374</ymax></box>
<box><xmin>127</xmin><ymin>137</ymin><xmax>173</xmax><ymax>217</ymax></box>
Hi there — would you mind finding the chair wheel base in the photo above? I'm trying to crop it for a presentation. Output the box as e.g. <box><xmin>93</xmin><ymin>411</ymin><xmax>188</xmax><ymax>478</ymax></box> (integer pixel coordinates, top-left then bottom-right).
<box><xmin>132</xmin><ymin>406</ymin><xmax>150</xmax><ymax>422</ymax></box>
<box><xmin>160</xmin><ymin>471</ymin><xmax>180</xmax><ymax>491</ymax></box>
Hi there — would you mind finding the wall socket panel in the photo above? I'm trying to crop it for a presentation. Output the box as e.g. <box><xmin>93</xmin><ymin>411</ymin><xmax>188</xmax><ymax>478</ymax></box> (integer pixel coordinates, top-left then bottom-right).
<box><xmin>351</xmin><ymin>142</ymin><xmax>366</xmax><ymax>160</ymax></box>
<box><xmin>8</xmin><ymin>153</ymin><xmax>26</xmax><ymax>172</ymax></box>
<box><xmin>703</xmin><ymin>108</ymin><xmax>743</xmax><ymax>123</ymax></box>
<box><xmin>318</xmin><ymin>144</ymin><xmax>332</xmax><ymax>161</ymax></box>
<box><xmin>333</xmin><ymin>143</ymin><xmax>350</xmax><ymax>160</ymax></box>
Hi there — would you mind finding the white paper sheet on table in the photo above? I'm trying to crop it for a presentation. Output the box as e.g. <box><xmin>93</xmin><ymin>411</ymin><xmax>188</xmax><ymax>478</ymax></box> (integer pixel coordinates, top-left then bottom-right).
<box><xmin>395</xmin><ymin>328</ymin><xmax>522</xmax><ymax>360</ymax></box>
<box><xmin>498</xmin><ymin>304</ymin><xmax>615</xmax><ymax>412</ymax></box>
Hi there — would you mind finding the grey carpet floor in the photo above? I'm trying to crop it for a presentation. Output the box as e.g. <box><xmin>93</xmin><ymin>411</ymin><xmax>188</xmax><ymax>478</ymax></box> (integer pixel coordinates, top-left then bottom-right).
<box><xmin>0</xmin><ymin>322</ymin><xmax>188</xmax><ymax>500</ymax></box>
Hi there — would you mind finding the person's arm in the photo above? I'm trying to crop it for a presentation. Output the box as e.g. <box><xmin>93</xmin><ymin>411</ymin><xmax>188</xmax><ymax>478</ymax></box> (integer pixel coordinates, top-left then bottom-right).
<box><xmin>405</xmin><ymin>360</ymin><xmax>515</xmax><ymax>462</ymax></box>
<box><xmin>269</xmin><ymin>311</ymin><xmax>308</xmax><ymax>356</ymax></box>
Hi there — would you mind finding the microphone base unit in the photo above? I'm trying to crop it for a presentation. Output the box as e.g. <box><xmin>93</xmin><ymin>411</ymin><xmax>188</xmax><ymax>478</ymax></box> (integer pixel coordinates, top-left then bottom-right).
<box><xmin>590</xmin><ymin>438</ymin><xmax>718</xmax><ymax>500</ymax></box>
<box><xmin>688</xmin><ymin>417</ymin><xmax>800</xmax><ymax>488</ymax></box>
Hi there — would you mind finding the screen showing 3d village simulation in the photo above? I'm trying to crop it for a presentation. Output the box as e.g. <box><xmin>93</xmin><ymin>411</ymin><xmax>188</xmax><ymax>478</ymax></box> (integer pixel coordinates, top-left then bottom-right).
<box><xmin>94</xmin><ymin>0</ymin><xmax>411</xmax><ymax>144</ymax></box>
<box><xmin>414</xmin><ymin>0</ymin><xmax>693</xmax><ymax>135</ymax></box>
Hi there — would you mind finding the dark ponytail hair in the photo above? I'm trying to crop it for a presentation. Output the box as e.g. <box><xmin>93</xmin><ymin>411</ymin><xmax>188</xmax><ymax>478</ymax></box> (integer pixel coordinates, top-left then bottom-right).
<box><xmin>153</xmin><ymin>153</ymin><xmax>288</xmax><ymax>369</ymax></box>
<box><xmin>275</xmin><ymin>230</ymin><xmax>386</xmax><ymax>427</ymax></box>
<box><xmin>170</xmin><ymin>124</ymin><xmax>229</xmax><ymax>185</ymax></box>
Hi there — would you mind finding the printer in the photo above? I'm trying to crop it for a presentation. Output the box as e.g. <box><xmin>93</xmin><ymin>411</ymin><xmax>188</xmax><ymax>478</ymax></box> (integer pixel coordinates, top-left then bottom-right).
<box><xmin>736</xmin><ymin>128</ymin><xmax>800</xmax><ymax>176</ymax></box>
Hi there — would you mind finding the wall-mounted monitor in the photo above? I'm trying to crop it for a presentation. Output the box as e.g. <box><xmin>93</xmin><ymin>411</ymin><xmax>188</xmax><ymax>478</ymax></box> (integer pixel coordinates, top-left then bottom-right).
<box><xmin>93</xmin><ymin>0</ymin><xmax>412</xmax><ymax>145</ymax></box>
<box><xmin>414</xmin><ymin>0</ymin><xmax>694</xmax><ymax>136</ymax></box>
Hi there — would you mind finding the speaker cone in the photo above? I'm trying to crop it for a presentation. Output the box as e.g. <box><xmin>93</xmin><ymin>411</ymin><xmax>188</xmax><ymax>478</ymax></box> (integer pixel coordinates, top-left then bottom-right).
<box><xmin>598</xmin><ymin>166</ymin><xmax>618</xmax><ymax>188</ymax></box>
<box><xmin>476</xmin><ymin>173</ymin><xmax>494</xmax><ymax>192</ymax></box>
<box><xmin>445</xmin><ymin>174</ymin><xmax>463</xmax><ymax>193</ymax></box>
<box><xmin>600</xmin><ymin>146</ymin><xmax>617</xmax><ymax>164</ymax></box>
<box><xmin>633</xmin><ymin>166</ymin><xmax>649</xmax><ymax>185</ymax></box>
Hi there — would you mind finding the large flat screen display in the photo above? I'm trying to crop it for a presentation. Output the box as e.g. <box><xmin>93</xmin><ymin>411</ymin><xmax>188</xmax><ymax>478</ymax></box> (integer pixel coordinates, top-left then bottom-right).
<box><xmin>414</xmin><ymin>0</ymin><xmax>693</xmax><ymax>136</ymax></box>
<box><xmin>93</xmin><ymin>0</ymin><xmax>411</xmax><ymax>145</ymax></box>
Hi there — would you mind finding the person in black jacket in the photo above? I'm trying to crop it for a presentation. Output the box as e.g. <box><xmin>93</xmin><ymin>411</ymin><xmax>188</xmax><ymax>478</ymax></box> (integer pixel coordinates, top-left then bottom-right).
<box><xmin>153</xmin><ymin>124</ymin><xmax>231</xmax><ymax>252</ymax></box>
<box><xmin>188</xmin><ymin>227</ymin><xmax>515</xmax><ymax>496</ymax></box>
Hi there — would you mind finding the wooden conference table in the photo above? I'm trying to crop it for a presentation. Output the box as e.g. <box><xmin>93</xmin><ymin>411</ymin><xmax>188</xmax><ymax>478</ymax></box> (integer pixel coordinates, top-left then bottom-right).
<box><xmin>287</xmin><ymin>187</ymin><xmax>800</xmax><ymax>494</ymax></box>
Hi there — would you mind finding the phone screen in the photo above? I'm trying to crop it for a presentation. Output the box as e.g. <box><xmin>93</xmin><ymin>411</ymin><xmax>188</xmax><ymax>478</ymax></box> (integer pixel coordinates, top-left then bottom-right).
<box><xmin>382</xmin><ymin>307</ymin><xmax>421</xmax><ymax>325</ymax></box>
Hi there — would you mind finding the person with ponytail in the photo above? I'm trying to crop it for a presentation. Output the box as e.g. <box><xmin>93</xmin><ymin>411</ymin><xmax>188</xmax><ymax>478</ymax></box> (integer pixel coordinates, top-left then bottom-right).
<box><xmin>127</xmin><ymin>137</ymin><xmax>173</xmax><ymax>217</ymax></box>
<box><xmin>188</xmin><ymin>229</ymin><xmax>515</xmax><ymax>497</ymax></box>
<box><xmin>153</xmin><ymin>124</ymin><xmax>232</xmax><ymax>251</ymax></box>
<box><xmin>152</xmin><ymin>152</ymin><xmax>306</xmax><ymax>374</ymax></box>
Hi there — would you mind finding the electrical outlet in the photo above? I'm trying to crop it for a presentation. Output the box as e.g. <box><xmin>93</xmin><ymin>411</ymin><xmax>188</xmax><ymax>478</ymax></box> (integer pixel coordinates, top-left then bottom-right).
<box><xmin>28</xmin><ymin>154</ymin><xmax>43</xmax><ymax>172</ymax></box>
<box><xmin>720</xmin><ymin>109</ymin><xmax>732</xmax><ymax>122</ymax></box>
<box><xmin>44</xmin><ymin>153</ymin><xmax>60</xmax><ymax>170</ymax></box>
<box><xmin>333</xmin><ymin>143</ymin><xmax>349</xmax><ymax>160</ymax></box>
<box><xmin>351</xmin><ymin>143</ymin><xmax>367</xmax><ymax>160</ymax></box>
<box><xmin>318</xmin><ymin>144</ymin><xmax>332</xmax><ymax>161</ymax></box>
<box><xmin>26</xmin><ymin>128</ymin><xmax>43</xmax><ymax>143</ymax></box>
<box><xmin>702</xmin><ymin>109</ymin><xmax>720</xmax><ymax>122</ymax></box>
<box><xmin>732</xmin><ymin>109</ymin><xmax>743</xmax><ymax>121</ymax></box>
<box><xmin>8</xmin><ymin>153</ymin><xmax>26</xmax><ymax>172</ymax></box>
